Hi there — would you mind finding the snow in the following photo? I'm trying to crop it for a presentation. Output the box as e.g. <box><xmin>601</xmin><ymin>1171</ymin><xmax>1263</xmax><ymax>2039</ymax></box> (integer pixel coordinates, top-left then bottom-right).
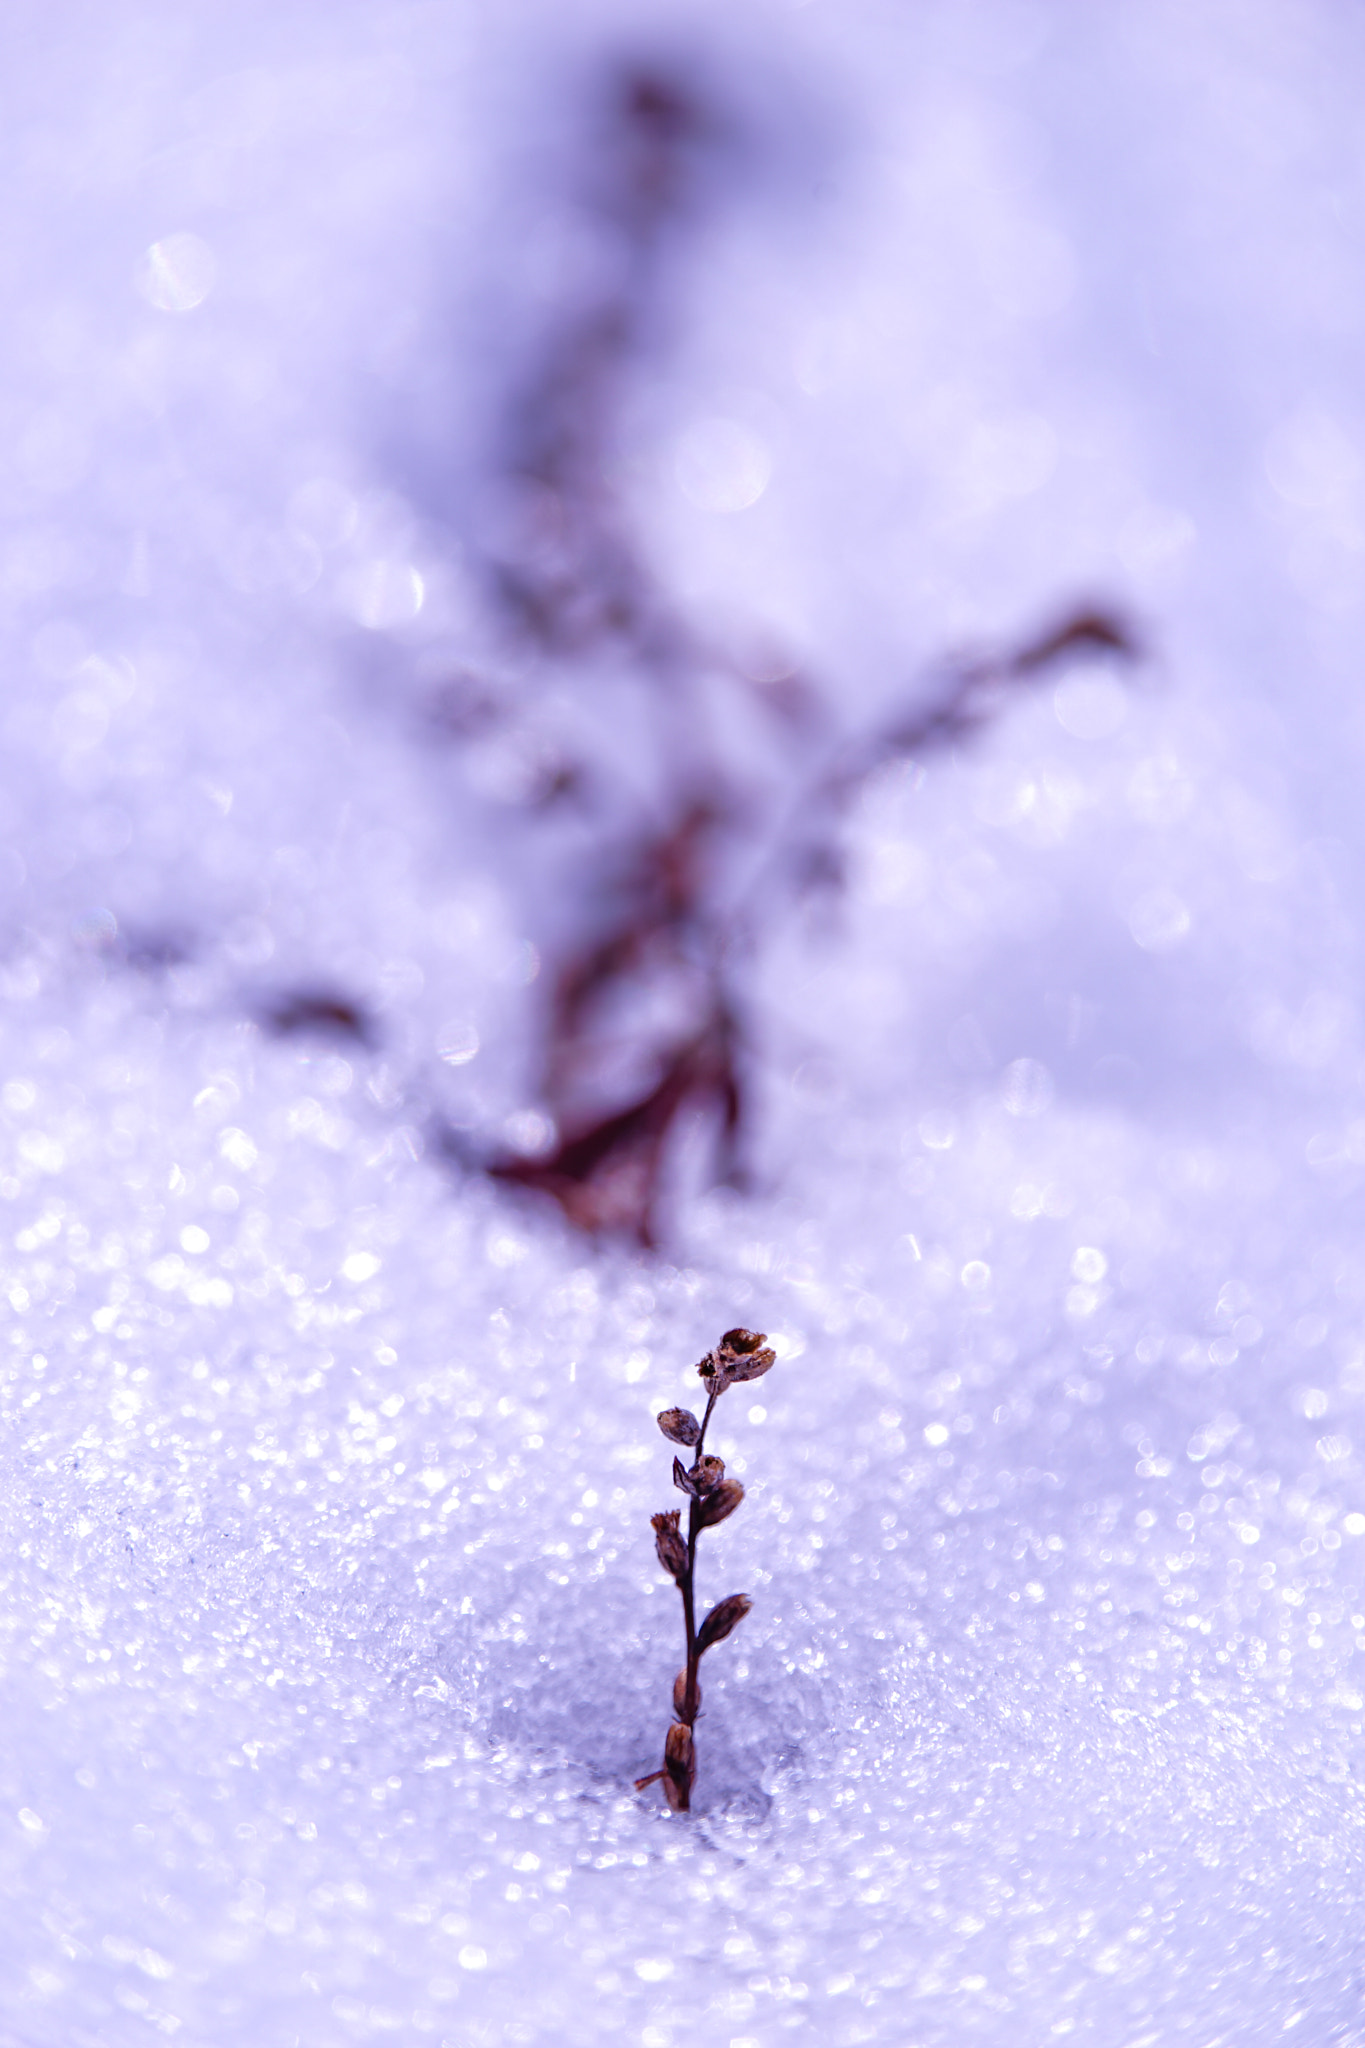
<box><xmin>4</xmin><ymin>2</ymin><xmax>1365</xmax><ymax>2042</ymax></box>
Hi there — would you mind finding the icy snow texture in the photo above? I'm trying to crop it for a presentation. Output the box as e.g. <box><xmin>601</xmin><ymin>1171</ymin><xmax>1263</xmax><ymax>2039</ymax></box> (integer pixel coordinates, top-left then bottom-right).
<box><xmin>4</xmin><ymin>2</ymin><xmax>1365</xmax><ymax>2043</ymax></box>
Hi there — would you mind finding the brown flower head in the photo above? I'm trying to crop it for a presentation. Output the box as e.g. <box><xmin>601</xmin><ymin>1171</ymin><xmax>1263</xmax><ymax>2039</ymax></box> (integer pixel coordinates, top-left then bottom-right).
<box><xmin>696</xmin><ymin>1326</ymin><xmax>776</xmax><ymax>1393</ymax></box>
<box><xmin>651</xmin><ymin>1509</ymin><xmax>688</xmax><ymax>1581</ymax></box>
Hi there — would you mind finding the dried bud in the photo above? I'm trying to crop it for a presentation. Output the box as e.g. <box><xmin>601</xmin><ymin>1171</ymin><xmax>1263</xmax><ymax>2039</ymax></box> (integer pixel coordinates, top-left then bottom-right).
<box><xmin>697</xmin><ymin>1592</ymin><xmax>752</xmax><ymax>1655</ymax></box>
<box><xmin>663</xmin><ymin>1720</ymin><xmax>696</xmax><ymax>1811</ymax></box>
<box><xmin>696</xmin><ymin>1476</ymin><xmax>744</xmax><ymax>1529</ymax></box>
<box><xmin>692</xmin><ymin>1454</ymin><xmax>725</xmax><ymax>1494</ymax></box>
<box><xmin>673</xmin><ymin>1668</ymin><xmax>702</xmax><ymax>1718</ymax></box>
<box><xmin>657</xmin><ymin>1407</ymin><xmax>702</xmax><ymax>1447</ymax></box>
<box><xmin>651</xmin><ymin>1510</ymin><xmax>688</xmax><ymax>1581</ymax></box>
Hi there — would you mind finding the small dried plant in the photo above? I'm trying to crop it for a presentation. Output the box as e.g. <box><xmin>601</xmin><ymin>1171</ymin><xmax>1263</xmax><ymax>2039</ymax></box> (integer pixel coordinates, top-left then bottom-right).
<box><xmin>635</xmin><ymin>1327</ymin><xmax>776</xmax><ymax>1811</ymax></box>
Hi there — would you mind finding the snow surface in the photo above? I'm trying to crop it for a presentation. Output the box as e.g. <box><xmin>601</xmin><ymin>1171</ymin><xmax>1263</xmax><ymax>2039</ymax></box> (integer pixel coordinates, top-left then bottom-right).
<box><xmin>5</xmin><ymin>2</ymin><xmax>1365</xmax><ymax>2042</ymax></box>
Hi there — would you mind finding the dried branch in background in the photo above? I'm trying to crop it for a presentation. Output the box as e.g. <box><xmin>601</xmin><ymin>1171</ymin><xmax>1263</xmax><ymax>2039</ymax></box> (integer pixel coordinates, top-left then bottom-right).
<box><xmin>340</xmin><ymin>56</ymin><xmax>1146</xmax><ymax>1253</ymax></box>
<box><xmin>486</xmin><ymin>65</ymin><xmax>720</xmax><ymax>674</ymax></box>
<box><xmin>419</xmin><ymin>59</ymin><xmax>1149</xmax><ymax>1248</ymax></box>
<box><xmin>635</xmin><ymin>1326</ymin><xmax>775</xmax><ymax>1811</ymax></box>
<box><xmin>262</xmin><ymin>990</ymin><xmax>377</xmax><ymax>1048</ymax></box>
<box><xmin>490</xmin><ymin>1001</ymin><xmax>741</xmax><ymax>1247</ymax></box>
<box><xmin>478</xmin><ymin>596</ymin><xmax>1140</xmax><ymax>1245</ymax></box>
<box><xmin>60</xmin><ymin>57</ymin><xmax>1149</xmax><ymax>1267</ymax></box>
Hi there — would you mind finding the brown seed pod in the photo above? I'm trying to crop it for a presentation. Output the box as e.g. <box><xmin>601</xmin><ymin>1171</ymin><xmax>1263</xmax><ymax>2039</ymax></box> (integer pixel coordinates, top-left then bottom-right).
<box><xmin>672</xmin><ymin>1668</ymin><xmax>702</xmax><ymax>1718</ymax></box>
<box><xmin>696</xmin><ymin>1476</ymin><xmax>744</xmax><ymax>1528</ymax></box>
<box><xmin>697</xmin><ymin>1592</ymin><xmax>752</xmax><ymax>1654</ymax></box>
<box><xmin>727</xmin><ymin>1346</ymin><xmax>775</xmax><ymax>1383</ymax></box>
<box><xmin>692</xmin><ymin>1454</ymin><xmax>725</xmax><ymax>1494</ymax></box>
<box><xmin>657</xmin><ymin>1407</ymin><xmax>702</xmax><ymax>1446</ymax></box>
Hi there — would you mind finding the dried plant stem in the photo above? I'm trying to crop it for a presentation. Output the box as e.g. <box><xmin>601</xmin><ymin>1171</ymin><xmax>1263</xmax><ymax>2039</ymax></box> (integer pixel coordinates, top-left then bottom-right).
<box><xmin>636</xmin><ymin>1332</ymin><xmax>773</xmax><ymax>1812</ymax></box>
<box><xmin>676</xmin><ymin>1384</ymin><xmax>719</xmax><ymax>1731</ymax></box>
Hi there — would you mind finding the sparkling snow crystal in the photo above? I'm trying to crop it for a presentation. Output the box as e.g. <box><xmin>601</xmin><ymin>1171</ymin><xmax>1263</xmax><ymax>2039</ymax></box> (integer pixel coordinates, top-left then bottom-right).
<box><xmin>4</xmin><ymin>3</ymin><xmax>1365</xmax><ymax>2044</ymax></box>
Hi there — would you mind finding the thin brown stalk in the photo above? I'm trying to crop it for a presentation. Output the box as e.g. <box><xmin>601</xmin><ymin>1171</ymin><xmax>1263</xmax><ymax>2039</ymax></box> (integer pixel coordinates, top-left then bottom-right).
<box><xmin>637</xmin><ymin>1330</ymin><xmax>775</xmax><ymax>1812</ymax></box>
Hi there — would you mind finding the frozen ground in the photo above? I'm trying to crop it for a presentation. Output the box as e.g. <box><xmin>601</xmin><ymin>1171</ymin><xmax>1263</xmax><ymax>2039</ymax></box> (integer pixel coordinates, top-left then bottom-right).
<box><xmin>4</xmin><ymin>2</ymin><xmax>1365</xmax><ymax>2042</ymax></box>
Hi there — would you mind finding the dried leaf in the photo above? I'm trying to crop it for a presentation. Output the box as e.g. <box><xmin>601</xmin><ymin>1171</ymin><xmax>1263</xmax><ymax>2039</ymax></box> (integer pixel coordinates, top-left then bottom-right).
<box><xmin>696</xmin><ymin>1476</ymin><xmax>744</xmax><ymax>1528</ymax></box>
<box><xmin>264</xmin><ymin>990</ymin><xmax>375</xmax><ymax>1047</ymax></box>
<box><xmin>657</xmin><ymin>1407</ymin><xmax>701</xmax><ymax>1447</ymax></box>
<box><xmin>697</xmin><ymin>1593</ymin><xmax>752</xmax><ymax>1655</ymax></box>
<box><xmin>672</xmin><ymin>1455</ymin><xmax>700</xmax><ymax>1498</ymax></box>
